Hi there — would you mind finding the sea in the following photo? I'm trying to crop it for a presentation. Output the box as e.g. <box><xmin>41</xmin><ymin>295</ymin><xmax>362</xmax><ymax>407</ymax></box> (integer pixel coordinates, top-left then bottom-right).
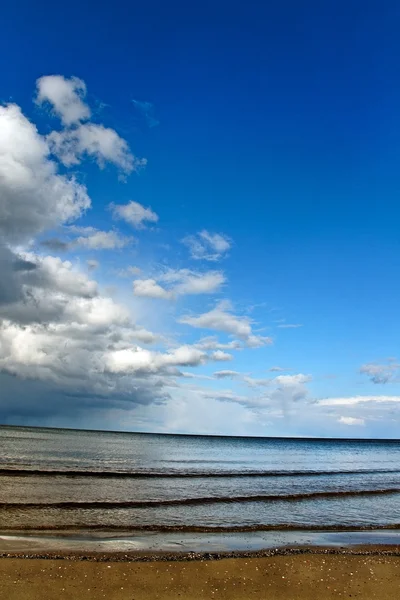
<box><xmin>1</xmin><ymin>425</ymin><xmax>400</xmax><ymax>553</ymax></box>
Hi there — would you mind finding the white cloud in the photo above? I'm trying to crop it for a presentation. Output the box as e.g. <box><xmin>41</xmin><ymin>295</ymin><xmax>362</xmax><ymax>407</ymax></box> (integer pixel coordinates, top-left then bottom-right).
<box><xmin>6</xmin><ymin>75</ymin><xmax>399</xmax><ymax>437</ymax></box>
<box><xmin>338</xmin><ymin>416</ymin><xmax>365</xmax><ymax>426</ymax></box>
<box><xmin>132</xmin><ymin>269</ymin><xmax>225</xmax><ymax>299</ymax></box>
<box><xmin>131</xmin><ymin>328</ymin><xmax>160</xmax><ymax>345</ymax></box>
<box><xmin>318</xmin><ymin>396</ymin><xmax>400</xmax><ymax>406</ymax></box>
<box><xmin>214</xmin><ymin>370</ymin><xmax>271</xmax><ymax>387</ymax></box>
<box><xmin>41</xmin><ymin>228</ymin><xmax>132</xmax><ymax>252</ymax></box>
<box><xmin>268</xmin><ymin>366</ymin><xmax>286</xmax><ymax>372</ymax></box>
<box><xmin>1</xmin><ymin>76</ymin><xmax>250</xmax><ymax>428</ymax></box>
<box><xmin>210</xmin><ymin>350</ymin><xmax>233</xmax><ymax>361</ymax></box>
<box><xmin>71</xmin><ymin>227</ymin><xmax>132</xmax><ymax>250</ymax></box>
<box><xmin>198</xmin><ymin>373</ymin><xmax>312</xmax><ymax>415</ymax></box>
<box><xmin>0</xmin><ymin>247</ymin><xmax>177</xmax><ymax>422</ymax></box>
<box><xmin>179</xmin><ymin>300</ymin><xmax>272</xmax><ymax>347</ymax></box>
<box><xmin>180</xmin><ymin>300</ymin><xmax>251</xmax><ymax>337</ymax></box>
<box><xmin>48</xmin><ymin>124</ymin><xmax>143</xmax><ymax>174</ymax></box>
<box><xmin>0</xmin><ymin>104</ymin><xmax>90</xmax><ymax>244</ymax></box>
<box><xmin>195</xmin><ymin>337</ymin><xmax>242</xmax><ymax>351</ymax></box>
<box><xmin>36</xmin><ymin>76</ymin><xmax>143</xmax><ymax>175</ymax></box>
<box><xmin>23</xmin><ymin>254</ymin><xmax>98</xmax><ymax>299</ymax></box>
<box><xmin>65</xmin><ymin>296</ymin><xmax>130</xmax><ymax>327</ymax></box>
<box><xmin>211</xmin><ymin>372</ymin><xmax>312</xmax><ymax>413</ymax></box>
<box><xmin>243</xmin><ymin>376</ymin><xmax>271</xmax><ymax>388</ymax></box>
<box><xmin>36</xmin><ymin>75</ymin><xmax>91</xmax><ymax>126</ymax></box>
<box><xmin>159</xmin><ymin>268</ymin><xmax>225</xmax><ymax>296</ymax></box>
<box><xmin>274</xmin><ymin>374</ymin><xmax>312</xmax><ymax>386</ymax></box>
<box><xmin>360</xmin><ymin>361</ymin><xmax>400</xmax><ymax>384</ymax></box>
<box><xmin>182</xmin><ymin>230</ymin><xmax>232</xmax><ymax>261</ymax></box>
<box><xmin>214</xmin><ymin>370</ymin><xmax>240</xmax><ymax>379</ymax></box>
<box><xmin>133</xmin><ymin>279</ymin><xmax>174</xmax><ymax>300</ymax></box>
<box><xmin>201</xmin><ymin>389</ymin><xmax>254</xmax><ymax>407</ymax></box>
<box><xmin>277</xmin><ymin>323</ymin><xmax>303</xmax><ymax>329</ymax></box>
<box><xmin>179</xmin><ymin>372</ymin><xmax>214</xmax><ymax>381</ymax></box>
<box><xmin>111</xmin><ymin>200</ymin><xmax>158</xmax><ymax>229</ymax></box>
<box><xmin>105</xmin><ymin>345</ymin><xmax>208</xmax><ymax>375</ymax></box>
<box><xmin>178</xmin><ymin>271</ymin><xmax>225</xmax><ymax>295</ymax></box>
<box><xmin>246</xmin><ymin>335</ymin><xmax>273</xmax><ymax>348</ymax></box>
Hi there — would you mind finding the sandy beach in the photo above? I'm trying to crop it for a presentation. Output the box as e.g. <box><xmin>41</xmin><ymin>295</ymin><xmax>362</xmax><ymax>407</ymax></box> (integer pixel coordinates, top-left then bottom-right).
<box><xmin>1</xmin><ymin>550</ymin><xmax>399</xmax><ymax>599</ymax></box>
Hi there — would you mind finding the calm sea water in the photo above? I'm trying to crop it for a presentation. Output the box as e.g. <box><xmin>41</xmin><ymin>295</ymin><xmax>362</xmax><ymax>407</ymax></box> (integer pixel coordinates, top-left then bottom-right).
<box><xmin>1</xmin><ymin>425</ymin><xmax>400</xmax><ymax>535</ymax></box>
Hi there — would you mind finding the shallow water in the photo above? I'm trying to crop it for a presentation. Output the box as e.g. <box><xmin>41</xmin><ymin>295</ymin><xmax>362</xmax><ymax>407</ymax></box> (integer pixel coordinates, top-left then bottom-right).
<box><xmin>1</xmin><ymin>425</ymin><xmax>400</xmax><ymax>537</ymax></box>
<box><xmin>1</xmin><ymin>529</ymin><xmax>400</xmax><ymax>554</ymax></box>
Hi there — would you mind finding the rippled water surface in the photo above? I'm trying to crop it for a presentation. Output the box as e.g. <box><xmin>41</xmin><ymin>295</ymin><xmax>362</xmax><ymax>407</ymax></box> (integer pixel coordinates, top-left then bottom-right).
<box><xmin>1</xmin><ymin>425</ymin><xmax>400</xmax><ymax>533</ymax></box>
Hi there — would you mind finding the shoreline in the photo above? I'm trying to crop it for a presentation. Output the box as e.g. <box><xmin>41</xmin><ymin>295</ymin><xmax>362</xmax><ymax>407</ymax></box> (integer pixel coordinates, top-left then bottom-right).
<box><xmin>1</xmin><ymin>544</ymin><xmax>400</xmax><ymax>562</ymax></box>
<box><xmin>1</xmin><ymin>528</ymin><xmax>400</xmax><ymax>558</ymax></box>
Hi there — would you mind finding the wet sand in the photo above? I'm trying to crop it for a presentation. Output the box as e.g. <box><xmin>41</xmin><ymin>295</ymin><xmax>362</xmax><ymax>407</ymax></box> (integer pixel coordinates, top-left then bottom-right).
<box><xmin>0</xmin><ymin>550</ymin><xmax>399</xmax><ymax>599</ymax></box>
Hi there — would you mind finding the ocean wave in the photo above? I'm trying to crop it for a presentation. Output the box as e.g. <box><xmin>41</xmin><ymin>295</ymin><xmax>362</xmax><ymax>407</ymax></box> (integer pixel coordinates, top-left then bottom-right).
<box><xmin>1</xmin><ymin>468</ymin><xmax>399</xmax><ymax>478</ymax></box>
<box><xmin>1</xmin><ymin>523</ymin><xmax>400</xmax><ymax>533</ymax></box>
<box><xmin>2</xmin><ymin>488</ymin><xmax>400</xmax><ymax>510</ymax></box>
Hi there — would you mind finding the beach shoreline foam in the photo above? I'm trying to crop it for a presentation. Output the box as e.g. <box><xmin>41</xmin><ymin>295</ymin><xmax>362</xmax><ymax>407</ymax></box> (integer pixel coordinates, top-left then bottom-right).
<box><xmin>1</xmin><ymin>528</ymin><xmax>400</xmax><ymax>558</ymax></box>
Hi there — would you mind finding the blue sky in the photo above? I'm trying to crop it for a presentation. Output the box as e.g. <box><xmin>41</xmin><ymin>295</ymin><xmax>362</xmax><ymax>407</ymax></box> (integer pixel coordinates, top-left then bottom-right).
<box><xmin>0</xmin><ymin>0</ymin><xmax>399</xmax><ymax>437</ymax></box>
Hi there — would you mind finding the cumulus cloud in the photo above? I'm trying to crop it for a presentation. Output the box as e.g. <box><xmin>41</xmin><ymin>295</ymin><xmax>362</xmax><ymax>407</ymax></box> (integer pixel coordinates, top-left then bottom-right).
<box><xmin>0</xmin><ymin>248</ymin><xmax>227</xmax><ymax>423</ymax></box>
<box><xmin>41</xmin><ymin>228</ymin><xmax>132</xmax><ymax>252</ymax></box>
<box><xmin>131</xmin><ymin>328</ymin><xmax>160</xmax><ymax>345</ymax></box>
<box><xmin>179</xmin><ymin>300</ymin><xmax>272</xmax><ymax>347</ymax></box>
<box><xmin>71</xmin><ymin>227</ymin><xmax>132</xmax><ymax>250</ymax></box>
<box><xmin>195</xmin><ymin>337</ymin><xmax>242</xmax><ymax>351</ymax></box>
<box><xmin>105</xmin><ymin>345</ymin><xmax>208</xmax><ymax>375</ymax></box>
<box><xmin>264</xmin><ymin>374</ymin><xmax>312</xmax><ymax>411</ymax></box>
<box><xmin>0</xmin><ymin>245</ymin><xmax>35</xmax><ymax>306</ymax></box>
<box><xmin>0</xmin><ymin>104</ymin><xmax>90</xmax><ymax>244</ymax></box>
<box><xmin>246</xmin><ymin>335</ymin><xmax>273</xmax><ymax>348</ymax></box>
<box><xmin>274</xmin><ymin>374</ymin><xmax>312</xmax><ymax>386</ymax></box>
<box><xmin>0</xmin><ymin>76</ymin><xmax>182</xmax><ymax>424</ymax></box>
<box><xmin>360</xmin><ymin>361</ymin><xmax>400</xmax><ymax>384</ymax></box>
<box><xmin>7</xmin><ymin>75</ymin><xmax>398</xmax><ymax>436</ymax></box>
<box><xmin>210</xmin><ymin>350</ymin><xmax>233</xmax><ymax>361</ymax></box>
<box><xmin>180</xmin><ymin>300</ymin><xmax>251</xmax><ymax>337</ymax></box>
<box><xmin>36</xmin><ymin>75</ymin><xmax>91</xmax><ymax>125</ymax></box>
<box><xmin>132</xmin><ymin>269</ymin><xmax>225</xmax><ymax>299</ymax></box>
<box><xmin>48</xmin><ymin>124</ymin><xmax>144</xmax><ymax>174</ymax></box>
<box><xmin>160</xmin><ymin>269</ymin><xmax>225</xmax><ymax>295</ymax></box>
<box><xmin>111</xmin><ymin>200</ymin><xmax>158</xmax><ymax>229</ymax></box>
<box><xmin>0</xmin><ymin>254</ymin><xmax>133</xmax><ymax>384</ymax></box>
<box><xmin>21</xmin><ymin>254</ymin><xmax>98</xmax><ymax>299</ymax></box>
<box><xmin>36</xmin><ymin>76</ymin><xmax>144</xmax><ymax>175</ymax></box>
<box><xmin>0</xmin><ymin>76</ymin><xmax>247</xmax><ymax>429</ymax></box>
<box><xmin>133</xmin><ymin>279</ymin><xmax>174</xmax><ymax>300</ymax></box>
<box><xmin>182</xmin><ymin>230</ymin><xmax>232</xmax><ymax>261</ymax></box>
<box><xmin>338</xmin><ymin>416</ymin><xmax>365</xmax><ymax>426</ymax></box>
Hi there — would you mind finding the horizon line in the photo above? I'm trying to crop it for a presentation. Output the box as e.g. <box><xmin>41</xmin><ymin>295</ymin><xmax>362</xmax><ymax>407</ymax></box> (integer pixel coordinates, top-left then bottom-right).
<box><xmin>1</xmin><ymin>423</ymin><xmax>399</xmax><ymax>443</ymax></box>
